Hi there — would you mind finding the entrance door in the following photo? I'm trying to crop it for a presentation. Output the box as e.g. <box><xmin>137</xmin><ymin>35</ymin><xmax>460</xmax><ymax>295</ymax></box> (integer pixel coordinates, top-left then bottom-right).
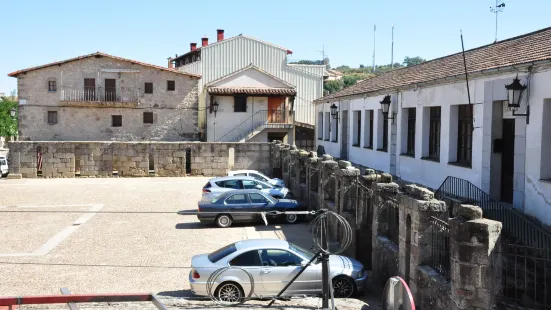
<box><xmin>104</xmin><ymin>79</ymin><xmax>116</xmax><ymax>102</ymax></box>
<box><xmin>500</xmin><ymin>119</ymin><xmax>515</xmax><ymax>203</ymax></box>
<box><xmin>268</xmin><ymin>97</ymin><xmax>284</xmax><ymax>123</ymax></box>
<box><xmin>341</xmin><ymin>110</ymin><xmax>349</xmax><ymax>160</ymax></box>
<box><xmin>84</xmin><ymin>78</ymin><xmax>96</xmax><ymax>101</ymax></box>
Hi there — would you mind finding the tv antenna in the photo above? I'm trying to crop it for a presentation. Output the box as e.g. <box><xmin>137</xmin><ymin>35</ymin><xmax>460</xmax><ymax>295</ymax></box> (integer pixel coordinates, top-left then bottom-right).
<box><xmin>490</xmin><ymin>0</ymin><xmax>506</xmax><ymax>42</ymax></box>
<box><xmin>317</xmin><ymin>45</ymin><xmax>326</xmax><ymax>61</ymax></box>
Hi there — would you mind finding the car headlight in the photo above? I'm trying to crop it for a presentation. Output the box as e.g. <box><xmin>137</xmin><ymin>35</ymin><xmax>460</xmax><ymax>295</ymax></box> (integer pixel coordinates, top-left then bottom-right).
<box><xmin>357</xmin><ymin>269</ymin><xmax>365</xmax><ymax>278</ymax></box>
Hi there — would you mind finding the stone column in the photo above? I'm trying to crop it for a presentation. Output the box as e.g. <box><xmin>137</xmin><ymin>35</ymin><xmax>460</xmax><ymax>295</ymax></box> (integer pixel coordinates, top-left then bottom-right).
<box><xmin>270</xmin><ymin>141</ymin><xmax>283</xmax><ymax>178</ymax></box>
<box><xmin>450</xmin><ymin>205</ymin><xmax>502</xmax><ymax>310</ymax></box>
<box><xmin>289</xmin><ymin>146</ymin><xmax>300</xmax><ymax>198</ymax></box>
<box><xmin>305</xmin><ymin>151</ymin><xmax>318</xmax><ymax>210</ymax></box>
<box><xmin>280</xmin><ymin>144</ymin><xmax>291</xmax><ymax>186</ymax></box>
<box><xmin>319</xmin><ymin>156</ymin><xmax>338</xmax><ymax>210</ymax></box>
<box><xmin>7</xmin><ymin>141</ymin><xmax>23</xmax><ymax>179</ymax></box>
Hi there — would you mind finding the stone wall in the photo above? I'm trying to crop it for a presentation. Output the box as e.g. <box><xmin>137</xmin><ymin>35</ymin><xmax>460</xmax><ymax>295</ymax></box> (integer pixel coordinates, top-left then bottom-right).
<box><xmin>7</xmin><ymin>141</ymin><xmax>271</xmax><ymax>178</ymax></box>
<box><xmin>272</xmin><ymin>141</ymin><xmax>504</xmax><ymax>310</ymax></box>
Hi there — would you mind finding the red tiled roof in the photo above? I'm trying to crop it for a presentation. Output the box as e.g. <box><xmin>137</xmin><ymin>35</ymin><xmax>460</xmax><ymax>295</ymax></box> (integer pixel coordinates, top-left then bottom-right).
<box><xmin>7</xmin><ymin>52</ymin><xmax>201</xmax><ymax>78</ymax></box>
<box><xmin>315</xmin><ymin>27</ymin><xmax>551</xmax><ymax>103</ymax></box>
<box><xmin>207</xmin><ymin>87</ymin><xmax>296</xmax><ymax>96</ymax></box>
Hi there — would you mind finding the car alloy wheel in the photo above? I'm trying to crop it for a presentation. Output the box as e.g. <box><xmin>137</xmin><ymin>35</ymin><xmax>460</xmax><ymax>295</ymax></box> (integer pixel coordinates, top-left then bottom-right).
<box><xmin>285</xmin><ymin>214</ymin><xmax>298</xmax><ymax>224</ymax></box>
<box><xmin>333</xmin><ymin>276</ymin><xmax>355</xmax><ymax>298</ymax></box>
<box><xmin>217</xmin><ymin>282</ymin><xmax>243</xmax><ymax>302</ymax></box>
<box><xmin>216</xmin><ymin>214</ymin><xmax>233</xmax><ymax>228</ymax></box>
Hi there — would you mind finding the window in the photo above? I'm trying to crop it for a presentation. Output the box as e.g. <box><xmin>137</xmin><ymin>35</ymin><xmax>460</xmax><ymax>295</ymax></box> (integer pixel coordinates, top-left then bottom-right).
<box><xmin>249</xmin><ymin>193</ymin><xmax>269</xmax><ymax>204</ymax></box>
<box><xmin>48</xmin><ymin>81</ymin><xmax>57</xmax><ymax>92</ymax></box>
<box><xmin>364</xmin><ymin>110</ymin><xmax>373</xmax><ymax>148</ymax></box>
<box><xmin>242</xmin><ymin>180</ymin><xmax>258</xmax><ymax>189</ymax></box>
<box><xmin>226</xmin><ymin>194</ymin><xmax>248</xmax><ymax>204</ymax></box>
<box><xmin>457</xmin><ymin>105</ymin><xmax>473</xmax><ymax>166</ymax></box>
<box><xmin>234</xmin><ymin>96</ymin><xmax>247</xmax><ymax>112</ymax></box>
<box><xmin>428</xmin><ymin>107</ymin><xmax>441</xmax><ymax>160</ymax></box>
<box><xmin>331</xmin><ymin>117</ymin><xmax>338</xmax><ymax>142</ymax></box>
<box><xmin>378</xmin><ymin>110</ymin><xmax>388</xmax><ymax>152</ymax></box>
<box><xmin>229</xmin><ymin>250</ymin><xmax>262</xmax><ymax>266</ymax></box>
<box><xmin>324</xmin><ymin>112</ymin><xmax>331</xmax><ymax>140</ymax></box>
<box><xmin>234</xmin><ymin>173</ymin><xmax>247</xmax><ymax>176</ymax></box>
<box><xmin>223</xmin><ymin>180</ymin><xmax>242</xmax><ymax>189</ymax></box>
<box><xmin>257</xmin><ymin>181</ymin><xmax>271</xmax><ymax>189</ymax></box>
<box><xmin>167</xmin><ymin>80</ymin><xmax>175</xmax><ymax>91</ymax></box>
<box><xmin>260</xmin><ymin>249</ymin><xmax>302</xmax><ymax>267</ymax></box>
<box><xmin>318</xmin><ymin>112</ymin><xmax>324</xmax><ymax>140</ymax></box>
<box><xmin>352</xmin><ymin>111</ymin><xmax>361</xmax><ymax>146</ymax></box>
<box><xmin>47</xmin><ymin>111</ymin><xmax>58</xmax><ymax>124</ymax></box>
<box><xmin>250</xmin><ymin>173</ymin><xmax>268</xmax><ymax>182</ymax></box>
<box><xmin>0</xmin><ymin>159</ymin><xmax>6</xmax><ymax>166</ymax></box>
<box><xmin>143</xmin><ymin>112</ymin><xmax>154</xmax><ymax>124</ymax></box>
<box><xmin>144</xmin><ymin>82</ymin><xmax>153</xmax><ymax>94</ymax></box>
<box><xmin>112</xmin><ymin>115</ymin><xmax>122</xmax><ymax>127</ymax></box>
<box><xmin>208</xmin><ymin>243</ymin><xmax>237</xmax><ymax>263</ymax></box>
<box><xmin>406</xmin><ymin>108</ymin><xmax>416</xmax><ymax>156</ymax></box>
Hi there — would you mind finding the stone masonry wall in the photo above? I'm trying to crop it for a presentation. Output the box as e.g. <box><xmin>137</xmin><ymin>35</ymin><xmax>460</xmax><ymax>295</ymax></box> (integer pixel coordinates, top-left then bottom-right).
<box><xmin>8</xmin><ymin>141</ymin><xmax>271</xmax><ymax>178</ymax></box>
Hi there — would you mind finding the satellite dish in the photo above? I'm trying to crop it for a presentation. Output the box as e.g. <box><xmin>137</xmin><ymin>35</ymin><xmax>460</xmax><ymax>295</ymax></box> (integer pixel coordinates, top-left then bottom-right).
<box><xmin>382</xmin><ymin>276</ymin><xmax>415</xmax><ymax>310</ymax></box>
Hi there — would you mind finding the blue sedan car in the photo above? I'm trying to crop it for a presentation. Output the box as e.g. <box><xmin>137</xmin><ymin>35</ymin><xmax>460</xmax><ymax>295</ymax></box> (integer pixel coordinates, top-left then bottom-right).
<box><xmin>195</xmin><ymin>189</ymin><xmax>306</xmax><ymax>228</ymax></box>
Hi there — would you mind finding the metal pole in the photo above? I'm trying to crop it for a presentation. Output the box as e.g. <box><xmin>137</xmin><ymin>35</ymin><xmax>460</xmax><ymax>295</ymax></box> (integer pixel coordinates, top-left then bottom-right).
<box><xmin>372</xmin><ymin>25</ymin><xmax>376</xmax><ymax>73</ymax></box>
<box><xmin>495</xmin><ymin>0</ymin><xmax>498</xmax><ymax>42</ymax></box>
<box><xmin>460</xmin><ymin>31</ymin><xmax>472</xmax><ymax>105</ymax></box>
<box><xmin>391</xmin><ymin>24</ymin><xmax>394</xmax><ymax>69</ymax></box>
<box><xmin>321</xmin><ymin>212</ymin><xmax>330</xmax><ymax>310</ymax></box>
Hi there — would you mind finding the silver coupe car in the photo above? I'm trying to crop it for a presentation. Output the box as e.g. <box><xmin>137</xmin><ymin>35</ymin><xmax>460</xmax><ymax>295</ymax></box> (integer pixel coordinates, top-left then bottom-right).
<box><xmin>189</xmin><ymin>239</ymin><xmax>367</xmax><ymax>301</ymax></box>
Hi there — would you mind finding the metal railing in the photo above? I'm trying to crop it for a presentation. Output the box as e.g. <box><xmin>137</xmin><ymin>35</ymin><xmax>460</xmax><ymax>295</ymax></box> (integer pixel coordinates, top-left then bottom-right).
<box><xmin>216</xmin><ymin>110</ymin><xmax>288</xmax><ymax>142</ymax></box>
<box><xmin>429</xmin><ymin>216</ymin><xmax>450</xmax><ymax>280</ymax></box>
<box><xmin>60</xmin><ymin>86</ymin><xmax>140</xmax><ymax>103</ymax></box>
<box><xmin>435</xmin><ymin>176</ymin><xmax>551</xmax><ymax>254</ymax></box>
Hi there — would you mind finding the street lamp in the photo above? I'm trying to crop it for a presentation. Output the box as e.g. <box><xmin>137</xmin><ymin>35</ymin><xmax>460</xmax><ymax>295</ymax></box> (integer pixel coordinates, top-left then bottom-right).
<box><xmin>505</xmin><ymin>76</ymin><xmax>527</xmax><ymax>109</ymax></box>
<box><xmin>330</xmin><ymin>103</ymin><xmax>339</xmax><ymax>120</ymax></box>
<box><xmin>380</xmin><ymin>95</ymin><xmax>395</xmax><ymax>124</ymax></box>
<box><xmin>9</xmin><ymin>108</ymin><xmax>16</xmax><ymax>118</ymax></box>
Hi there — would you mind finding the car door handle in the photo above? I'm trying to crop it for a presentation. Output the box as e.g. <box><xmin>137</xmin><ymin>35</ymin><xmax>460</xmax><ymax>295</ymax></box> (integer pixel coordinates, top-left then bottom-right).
<box><xmin>261</xmin><ymin>269</ymin><xmax>272</xmax><ymax>274</ymax></box>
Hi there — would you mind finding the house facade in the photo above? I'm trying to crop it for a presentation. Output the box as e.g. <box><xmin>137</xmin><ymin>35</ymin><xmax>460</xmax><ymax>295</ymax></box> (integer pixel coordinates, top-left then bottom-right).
<box><xmin>8</xmin><ymin>52</ymin><xmax>201</xmax><ymax>141</ymax></box>
<box><xmin>171</xmin><ymin>29</ymin><xmax>326</xmax><ymax>149</ymax></box>
<box><xmin>315</xmin><ymin>27</ymin><xmax>551</xmax><ymax>226</ymax></box>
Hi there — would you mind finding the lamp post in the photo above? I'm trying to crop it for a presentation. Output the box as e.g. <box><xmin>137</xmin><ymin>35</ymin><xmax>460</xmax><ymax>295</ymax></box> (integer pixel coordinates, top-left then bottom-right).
<box><xmin>380</xmin><ymin>95</ymin><xmax>395</xmax><ymax>124</ymax></box>
<box><xmin>505</xmin><ymin>76</ymin><xmax>530</xmax><ymax>123</ymax></box>
<box><xmin>330</xmin><ymin>103</ymin><xmax>339</xmax><ymax>120</ymax></box>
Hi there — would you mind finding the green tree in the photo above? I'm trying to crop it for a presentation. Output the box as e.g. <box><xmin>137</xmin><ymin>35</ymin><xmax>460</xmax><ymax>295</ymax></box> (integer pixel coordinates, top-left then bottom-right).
<box><xmin>323</xmin><ymin>80</ymin><xmax>343</xmax><ymax>94</ymax></box>
<box><xmin>403</xmin><ymin>56</ymin><xmax>426</xmax><ymax>67</ymax></box>
<box><xmin>343</xmin><ymin>75</ymin><xmax>360</xmax><ymax>88</ymax></box>
<box><xmin>0</xmin><ymin>94</ymin><xmax>18</xmax><ymax>138</ymax></box>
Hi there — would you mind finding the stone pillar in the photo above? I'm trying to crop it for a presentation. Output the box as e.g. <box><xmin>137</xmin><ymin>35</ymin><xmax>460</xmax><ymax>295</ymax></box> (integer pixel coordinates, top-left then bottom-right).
<box><xmin>7</xmin><ymin>141</ymin><xmax>24</xmax><ymax>179</ymax></box>
<box><xmin>280</xmin><ymin>144</ymin><xmax>291</xmax><ymax>186</ymax></box>
<box><xmin>450</xmin><ymin>205</ymin><xmax>502</xmax><ymax>310</ymax></box>
<box><xmin>333</xmin><ymin>160</ymin><xmax>360</xmax><ymax>258</ymax></box>
<box><xmin>319</xmin><ymin>156</ymin><xmax>338</xmax><ymax>210</ymax></box>
<box><xmin>398</xmin><ymin>184</ymin><xmax>448</xmax><ymax>299</ymax></box>
<box><xmin>355</xmin><ymin>169</ymin><xmax>377</xmax><ymax>269</ymax></box>
<box><xmin>289</xmin><ymin>145</ymin><xmax>300</xmax><ymax>198</ymax></box>
<box><xmin>297</xmin><ymin>150</ymin><xmax>309</xmax><ymax>202</ymax></box>
<box><xmin>270</xmin><ymin>141</ymin><xmax>283</xmax><ymax>178</ymax></box>
<box><xmin>305</xmin><ymin>151</ymin><xmax>318</xmax><ymax>210</ymax></box>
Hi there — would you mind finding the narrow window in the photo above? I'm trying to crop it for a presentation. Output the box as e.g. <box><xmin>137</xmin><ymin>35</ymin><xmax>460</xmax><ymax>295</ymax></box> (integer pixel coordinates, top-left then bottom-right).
<box><xmin>48</xmin><ymin>81</ymin><xmax>57</xmax><ymax>92</ymax></box>
<box><xmin>318</xmin><ymin>112</ymin><xmax>323</xmax><ymax>140</ymax></box>
<box><xmin>457</xmin><ymin>104</ymin><xmax>473</xmax><ymax>166</ymax></box>
<box><xmin>381</xmin><ymin>111</ymin><xmax>388</xmax><ymax>152</ymax></box>
<box><xmin>144</xmin><ymin>82</ymin><xmax>153</xmax><ymax>94</ymax></box>
<box><xmin>366</xmin><ymin>110</ymin><xmax>374</xmax><ymax>148</ymax></box>
<box><xmin>167</xmin><ymin>80</ymin><xmax>175</xmax><ymax>91</ymax></box>
<box><xmin>143</xmin><ymin>112</ymin><xmax>154</xmax><ymax>124</ymax></box>
<box><xmin>324</xmin><ymin>112</ymin><xmax>330</xmax><ymax>140</ymax></box>
<box><xmin>112</xmin><ymin>115</ymin><xmax>122</xmax><ymax>127</ymax></box>
<box><xmin>47</xmin><ymin>111</ymin><xmax>58</xmax><ymax>124</ymax></box>
<box><xmin>406</xmin><ymin>108</ymin><xmax>416</xmax><ymax>156</ymax></box>
<box><xmin>234</xmin><ymin>96</ymin><xmax>247</xmax><ymax>112</ymax></box>
<box><xmin>429</xmin><ymin>107</ymin><xmax>441</xmax><ymax>160</ymax></box>
<box><xmin>353</xmin><ymin>111</ymin><xmax>361</xmax><ymax>146</ymax></box>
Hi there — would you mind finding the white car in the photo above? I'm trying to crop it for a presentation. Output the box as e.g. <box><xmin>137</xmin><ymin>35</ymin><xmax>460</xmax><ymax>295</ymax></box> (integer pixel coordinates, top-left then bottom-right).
<box><xmin>202</xmin><ymin>176</ymin><xmax>291</xmax><ymax>201</ymax></box>
<box><xmin>228</xmin><ymin>170</ymin><xmax>285</xmax><ymax>188</ymax></box>
<box><xmin>0</xmin><ymin>155</ymin><xmax>8</xmax><ymax>177</ymax></box>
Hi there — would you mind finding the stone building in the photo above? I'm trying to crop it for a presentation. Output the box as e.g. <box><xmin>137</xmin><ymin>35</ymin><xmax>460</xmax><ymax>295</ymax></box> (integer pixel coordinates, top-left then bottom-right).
<box><xmin>8</xmin><ymin>52</ymin><xmax>201</xmax><ymax>141</ymax></box>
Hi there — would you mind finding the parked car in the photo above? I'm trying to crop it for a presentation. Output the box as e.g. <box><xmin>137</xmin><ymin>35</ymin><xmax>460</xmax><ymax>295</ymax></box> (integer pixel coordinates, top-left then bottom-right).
<box><xmin>189</xmin><ymin>239</ymin><xmax>367</xmax><ymax>301</ymax></box>
<box><xmin>202</xmin><ymin>176</ymin><xmax>291</xmax><ymax>201</ymax></box>
<box><xmin>228</xmin><ymin>170</ymin><xmax>285</xmax><ymax>188</ymax></box>
<box><xmin>195</xmin><ymin>189</ymin><xmax>305</xmax><ymax>227</ymax></box>
<box><xmin>0</xmin><ymin>155</ymin><xmax>8</xmax><ymax>177</ymax></box>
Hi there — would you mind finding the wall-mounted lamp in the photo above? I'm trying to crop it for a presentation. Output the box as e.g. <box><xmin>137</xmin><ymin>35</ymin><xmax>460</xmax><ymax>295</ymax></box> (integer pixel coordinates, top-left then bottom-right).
<box><xmin>290</xmin><ymin>96</ymin><xmax>295</xmax><ymax>114</ymax></box>
<box><xmin>211</xmin><ymin>100</ymin><xmax>219</xmax><ymax>117</ymax></box>
<box><xmin>380</xmin><ymin>95</ymin><xmax>395</xmax><ymax>124</ymax></box>
<box><xmin>9</xmin><ymin>108</ymin><xmax>16</xmax><ymax>118</ymax></box>
<box><xmin>330</xmin><ymin>103</ymin><xmax>339</xmax><ymax>120</ymax></box>
<box><xmin>505</xmin><ymin>75</ymin><xmax>529</xmax><ymax>123</ymax></box>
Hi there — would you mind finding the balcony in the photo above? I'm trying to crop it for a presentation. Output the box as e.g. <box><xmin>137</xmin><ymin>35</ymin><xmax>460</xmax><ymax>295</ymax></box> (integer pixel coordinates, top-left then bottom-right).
<box><xmin>60</xmin><ymin>86</ymin><xmax>140</xmax><ymax>107</ymax></box>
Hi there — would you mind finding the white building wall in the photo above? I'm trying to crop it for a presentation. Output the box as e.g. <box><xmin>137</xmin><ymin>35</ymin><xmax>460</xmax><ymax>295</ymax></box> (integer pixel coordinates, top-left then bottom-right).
<box><xmin>315</xmin><ymin>66</ymin><xmax>551</xmax><ymax>226</ymax></box>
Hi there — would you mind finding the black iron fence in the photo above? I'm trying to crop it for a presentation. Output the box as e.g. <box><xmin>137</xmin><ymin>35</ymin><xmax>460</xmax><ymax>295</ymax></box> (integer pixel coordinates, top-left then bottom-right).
<box><xmin>429</xmin><ymin>216</ymin><xmax>450</xmax><ymax>280</ymax></box>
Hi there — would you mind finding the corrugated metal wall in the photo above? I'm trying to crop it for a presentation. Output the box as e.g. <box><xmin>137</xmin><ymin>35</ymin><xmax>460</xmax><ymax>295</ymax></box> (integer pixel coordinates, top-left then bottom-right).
<box><xmin>200</xmin><ymin>36</ymin><xmax>324</xmax><ymax>125</ymax></box>
<box><xmin>179</xmin><ymin>61</ymin><xmax>202</xmax><ymax>76</ymax></box>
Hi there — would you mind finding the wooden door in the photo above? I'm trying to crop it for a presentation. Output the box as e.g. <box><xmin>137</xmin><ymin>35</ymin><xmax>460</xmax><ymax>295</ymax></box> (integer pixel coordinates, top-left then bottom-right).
<box><xmin>105</xmin><ymin>79</ymin><xmax>116</xmax><ymax>102</ymax></box>
<box><xmin>268</xmin><ymin>97</ymin><xmax>284</xmax><ymax>123</ymax></box>
<box><xmin>84</xmin><ymin>78</ymin><xmax>96</xmax><ymax>101</ymax></box>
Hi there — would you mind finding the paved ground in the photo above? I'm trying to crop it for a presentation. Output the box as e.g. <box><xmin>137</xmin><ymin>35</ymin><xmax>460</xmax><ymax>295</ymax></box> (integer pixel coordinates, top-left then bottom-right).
<box><xmin>0</xmin><ymin>177</ymin><xmax>382</xmax><ymax>309</ymax></box>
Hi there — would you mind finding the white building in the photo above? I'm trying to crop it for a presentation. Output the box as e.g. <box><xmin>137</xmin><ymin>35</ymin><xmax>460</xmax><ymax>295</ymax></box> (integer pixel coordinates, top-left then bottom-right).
<box><xmin>315</xmin><ymin>27</ymin><xmax>551</xmax><ymax>226</ymax></box>
<box><xmin>171</xmin><ymin>29</ymin><xmax>326</xmax><ymax>149</ymax></box>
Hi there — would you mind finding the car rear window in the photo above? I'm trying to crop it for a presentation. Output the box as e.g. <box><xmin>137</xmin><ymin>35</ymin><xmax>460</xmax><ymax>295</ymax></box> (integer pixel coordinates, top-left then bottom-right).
<box><xmin>208</xmin><ymin>243</ymin><xmax>238</xmax><ymax>263</ymax></box>
<box><xmin>214</xmin><ymin>181</ymin><xmax>225</xmax><ymax>187</ymax></box>
<box><xmin>204</xmin><ymin>182</ymin><xmax>211</xmax><ymax>188</ymax></box>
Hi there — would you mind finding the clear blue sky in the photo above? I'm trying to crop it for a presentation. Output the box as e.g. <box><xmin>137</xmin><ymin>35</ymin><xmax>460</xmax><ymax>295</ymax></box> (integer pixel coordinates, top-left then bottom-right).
<box><xmin>1</xmin><ymin>0</ymin><xmax>550</xmax><ymax>94</ymax></box>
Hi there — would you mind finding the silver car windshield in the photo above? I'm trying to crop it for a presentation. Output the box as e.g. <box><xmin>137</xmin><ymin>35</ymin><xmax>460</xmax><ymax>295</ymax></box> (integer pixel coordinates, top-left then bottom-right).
<box><xmin>289</xmin><ymin>242</ymin><xmax>315</xmax><ymax>260</ymax></box>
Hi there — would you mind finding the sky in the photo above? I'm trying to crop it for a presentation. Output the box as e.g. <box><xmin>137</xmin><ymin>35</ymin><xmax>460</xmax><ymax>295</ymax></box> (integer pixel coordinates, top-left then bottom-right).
<box><xmin>1</xmin><ymin>0</ymin><xmax>550</xmax><ymax>94</ymax></box>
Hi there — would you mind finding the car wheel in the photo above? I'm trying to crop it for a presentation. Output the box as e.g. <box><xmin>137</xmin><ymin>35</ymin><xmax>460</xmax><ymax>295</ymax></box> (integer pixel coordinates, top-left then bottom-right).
<box><xmin>332</xmin><ymin>275</ymin><xmax>356</xmax><ymax>298</ymax></box>
<box><xmin>216</xmin><ymin>214</ymin><xmax>233</xmax><ymax>228</ymax></box>
<box><xmin>285</xmin><ymin>214</ymin><xmax>298</xmax><ymax>224</ymax></box>
<box><xmin>215</xmin><ymin>281</ymin><xmax>244</xmax><ymax>303</ymax></box>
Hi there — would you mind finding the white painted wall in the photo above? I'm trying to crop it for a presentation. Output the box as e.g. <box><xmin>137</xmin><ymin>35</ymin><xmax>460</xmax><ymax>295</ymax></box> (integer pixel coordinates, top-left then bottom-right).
<box><xmin>315</xmin><ymin>66</ymin><xmax>551</xmax><ymax>225</ymax></box>
<box><xmin>210</xmin><ymin>68</ymin><xmax>291</xmax><ymax>89</ymax></box>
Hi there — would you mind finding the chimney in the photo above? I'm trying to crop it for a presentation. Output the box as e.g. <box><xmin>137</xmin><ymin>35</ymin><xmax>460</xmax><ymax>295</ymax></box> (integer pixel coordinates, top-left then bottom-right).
<box><xmin>190</xmin><ymin>43</ymin><xmax>197</xmax><ymax>52</ymax></box>
<box><xmin>217</xmin><ymin>29</ymin><xmax>224</xmax><ymax>42</ymax></box>
<box><xmin>167</xmin><ymin>57</ymin><xmax>173</xmax><ymax>69</ymax></box>
<box><xmin>201</xmin><ymin>37</ymin><xmax>208</xmax><ymax>47</ymax></box>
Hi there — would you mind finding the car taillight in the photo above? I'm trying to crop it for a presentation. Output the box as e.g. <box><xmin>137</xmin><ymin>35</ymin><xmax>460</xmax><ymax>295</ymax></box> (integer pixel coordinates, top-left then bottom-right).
<box><xmin>202</xmin><ymin>188</ymin><xmax>211</xmax><ymax>193</ymax></box>
<box><xmin>192</xmin><ymin>270</ymin><xmax>200</xmax><ymax>279</ymax></box>
<box><xmin>197</xmin><ymin>206</ymin><xmax>201</xmax><ymax>212</ymax></box>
